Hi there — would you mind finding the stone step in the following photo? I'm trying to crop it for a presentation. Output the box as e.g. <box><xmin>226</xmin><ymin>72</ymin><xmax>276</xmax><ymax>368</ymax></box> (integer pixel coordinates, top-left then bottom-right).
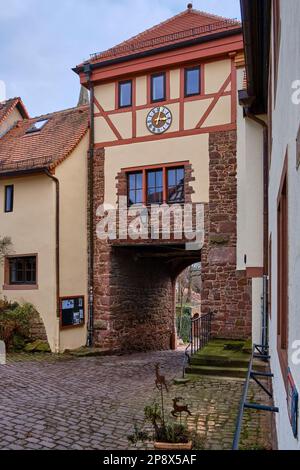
<box><xmin>189</xmin><ymin>356</ymin><xmax>266</xmax><ymax>372</ymax></box>
<box><xmin>68</xmin><ymin>347</ymin><xmax>119</xmax><ymax>358</ymax></box>
<box><xmin>185</xmin><ymin>364</ymin><xmax>248</xmax><ymax>379</ymax></box>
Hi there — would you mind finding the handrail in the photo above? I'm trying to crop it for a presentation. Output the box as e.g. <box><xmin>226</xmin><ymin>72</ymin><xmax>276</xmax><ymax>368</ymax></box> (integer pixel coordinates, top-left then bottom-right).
<box><xmin>232</xmin><ymin>344</ymin><xmax>279</xmax><ymax>450</ymax></box>
<box><xmin>182</xmin><ymin>312</ymin><xmax>213</xmax><ymax>379</ymax></box>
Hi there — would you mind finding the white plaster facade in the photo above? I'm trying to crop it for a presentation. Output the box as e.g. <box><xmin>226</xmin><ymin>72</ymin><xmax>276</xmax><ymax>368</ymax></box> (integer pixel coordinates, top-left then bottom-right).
<box><xmin>268</xmin><ymin>0</ymin><xmax>300</xmax><ymax>451</ymax></box>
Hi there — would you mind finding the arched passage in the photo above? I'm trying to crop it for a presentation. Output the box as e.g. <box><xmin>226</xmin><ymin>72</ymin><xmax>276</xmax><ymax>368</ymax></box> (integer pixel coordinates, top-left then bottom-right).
<box><xmin>93</xmin><ymin>243</ymin><xmax>201</xmax><ymax>352</ymax></box>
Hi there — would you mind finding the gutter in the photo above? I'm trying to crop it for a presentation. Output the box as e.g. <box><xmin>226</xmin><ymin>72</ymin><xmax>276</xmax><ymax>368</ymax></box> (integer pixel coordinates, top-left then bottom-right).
<box><xmin>73</xmin><ymin>28</ymin><xmax>243</xmax><ymax>75</ymax></box>
<box><xmin>85</xmin><ymin>63</ymin><xmax>95</xmax><ymax>348</ymax></box>
<box><xmin>44</xmin><ymin>169</ymin><xmax>61</xmax><ymax>352</ymax></box>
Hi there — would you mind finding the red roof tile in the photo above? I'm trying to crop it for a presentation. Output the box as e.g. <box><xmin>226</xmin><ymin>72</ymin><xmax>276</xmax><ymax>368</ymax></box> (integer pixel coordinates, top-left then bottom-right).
<box><xmin>0</xmin><ymin>105</ymin><xmax>89</xmax><ymax>174</ymax></box>
<box><xmin>0</xmin><ymin>97</ymin><xmax>29</xmax><ymax>125</ymax></box>
<box><xmin>88</xmin><ymin>7</ymin><xmax>241</xmax><ymax>65</ymax></box>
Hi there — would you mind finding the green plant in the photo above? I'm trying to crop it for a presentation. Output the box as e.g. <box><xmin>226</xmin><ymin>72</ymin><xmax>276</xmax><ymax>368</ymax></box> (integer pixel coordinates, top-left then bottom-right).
<box><xmin>0</xmin><ymin>300</ymin><xmax>36</xmax><ymax>351</ymax></box>
<box><xmin>128</xmin><ymin>401</ymin><xmax>203</xmax><ymax>447</ymax></box>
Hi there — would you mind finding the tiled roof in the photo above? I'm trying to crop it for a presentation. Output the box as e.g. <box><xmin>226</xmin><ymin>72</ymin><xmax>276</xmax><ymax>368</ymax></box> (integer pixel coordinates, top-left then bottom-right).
<box><xmin>88</xmin><ymin>7</ymin><xmax>241</xmax><ymax>65</ymax></box>
<box><xmin>0</xmin><ymin>97</ymin><xmax>29</xmax><ymax>124</ymax></box>
<box><xmin>0</xmin><ymin>105</ymin><xmax>89</xmax><ymax>174</ymax></box>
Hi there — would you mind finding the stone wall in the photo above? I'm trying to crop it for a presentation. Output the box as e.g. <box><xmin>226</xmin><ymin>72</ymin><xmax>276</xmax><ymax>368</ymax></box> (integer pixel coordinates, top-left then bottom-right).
<box><xmin>92</xmin><ymin>149</ymin><xmax>175</xmax><ymax>351</ymax></box>
<box><xmin>201</xmin><ymin>130</ymin><xmax>252</xmax><ymax>339</ymax></box>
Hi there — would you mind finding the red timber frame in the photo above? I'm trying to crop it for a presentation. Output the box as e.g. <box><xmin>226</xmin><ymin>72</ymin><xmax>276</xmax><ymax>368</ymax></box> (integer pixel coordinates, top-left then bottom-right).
<box><xmin>84</xmin><ymin>29</ymin><xmax>243</xmax><ymax>147</ymax></box>
<box><xmin>92</xmin><ymin>51</ymin><xmax>240</xmax><ymax>149</ymax></box>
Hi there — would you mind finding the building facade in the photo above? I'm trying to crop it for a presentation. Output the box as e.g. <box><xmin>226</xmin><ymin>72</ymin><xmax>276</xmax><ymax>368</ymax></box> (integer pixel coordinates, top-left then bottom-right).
<box><xmin>241</xmin><ymin>0</ymin><xmax>300</xmax><ymax>451</ymax></box>
<box><xmin>74</xmin><ymin>5</ymin><xmax>262</xmax><ymax>352</ymax></box>
<box><xmin>0</xmin><ymin>106</ymin><xmax>89</xmax><ymax>352</ymax></box>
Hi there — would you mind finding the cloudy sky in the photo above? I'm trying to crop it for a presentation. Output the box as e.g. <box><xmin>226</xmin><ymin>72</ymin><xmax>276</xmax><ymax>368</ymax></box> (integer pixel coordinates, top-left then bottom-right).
<box><xmin>0</xmin><ymin>0</ymin><xmax>241</xmax><ymax>117</ymax></box>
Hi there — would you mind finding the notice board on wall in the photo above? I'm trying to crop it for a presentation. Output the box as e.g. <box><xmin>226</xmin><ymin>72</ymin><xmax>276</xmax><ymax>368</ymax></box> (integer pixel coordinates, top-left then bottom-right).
<box><xmin>60</xmin><ymin>296</ymin><xmax>85</xmax><ymax>328</ymax></box>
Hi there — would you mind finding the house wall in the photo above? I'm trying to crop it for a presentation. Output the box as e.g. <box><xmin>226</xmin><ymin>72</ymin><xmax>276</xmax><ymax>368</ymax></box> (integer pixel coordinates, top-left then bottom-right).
<box><xmin>0</xmin><ymin>108</ymin><xmax>23</xmax><ymax>139</ymax></box>
<box><xmin>55</xmin><ymin>134</ymin><xmax>89</xmax><ymax>352</ymax></box>
<box><xmin>0</xmin><ymin>136</ymin><xmax>89</xmax><ymax>353</ymax></box>
<box><xmin>0</xmin><ymin>175</ymin><xmax>58</xmax><ymax>351</ymax></box>
<box><xmin>90</xmin><ymin>49</ymin><xmax>255</xmax><ymax>350</ymax></box>
<box><xmin>269</xmin><ymin>0</ymin><xmax>300</xmax><ymax>450</ymax></box>
<box><xmin>236</xmin><ymin>67</ymin><xmax>264</xmax><ymax>344</ymax></box>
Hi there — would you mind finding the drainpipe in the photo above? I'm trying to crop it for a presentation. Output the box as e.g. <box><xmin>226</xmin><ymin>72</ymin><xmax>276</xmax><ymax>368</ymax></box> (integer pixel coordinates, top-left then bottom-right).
<box><xmin>244</xmin><ymin>110</ymin><xmax>269</xmax><ymax>349</ymax></box>
<box><xmin>44</xmin><ymin>169</ymin><xmax>60</xmax><ymax>353</ymax></box>
<box><xmin>84</xmin><ymin>63</ymin><xmax>95</xmax><ymax>348</ymax></box>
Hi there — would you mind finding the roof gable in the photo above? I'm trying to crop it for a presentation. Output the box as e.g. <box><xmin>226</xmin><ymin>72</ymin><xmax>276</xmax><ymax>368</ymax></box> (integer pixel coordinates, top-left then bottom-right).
<box><xmin>0</xmin><ymin>97</ymin><xmax>29</xmax><ymax>125</ymax></box>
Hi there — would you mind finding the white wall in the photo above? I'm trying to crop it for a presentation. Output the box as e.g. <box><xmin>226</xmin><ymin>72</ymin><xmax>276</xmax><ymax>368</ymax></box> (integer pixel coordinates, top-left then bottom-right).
<box><xmin>269</xmin><ymin>0</ymin><xmax>300</xmax><ymax>450</ymax></box>
<box><xmin>237</xmin><ymin>67</ymin><xmax>264</xmax><ymax>344</ymax></box>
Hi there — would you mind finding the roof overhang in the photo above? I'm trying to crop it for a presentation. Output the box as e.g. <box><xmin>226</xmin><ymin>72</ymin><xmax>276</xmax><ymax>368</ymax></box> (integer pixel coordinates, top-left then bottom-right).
<box><xmin>73</xmin><ymin>27</ymin><xmax>242</xmax><ymax>83</ymax></box>
<box><xmin>240</xmin><ymin>0</ymin><xmax>271</xmax><ymax>114</ymax></box>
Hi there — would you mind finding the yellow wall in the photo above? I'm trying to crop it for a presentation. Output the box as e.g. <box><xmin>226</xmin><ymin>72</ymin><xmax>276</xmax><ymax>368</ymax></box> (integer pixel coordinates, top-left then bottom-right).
<box><xmin>0</xmin><ymin>175</ymin><xmax>58</xmax><ymax>351</ymax></box>
<box><xmin>104</xmin><ymin>134</ymin><xmax>209</xmax><ymax>206</ymax></box>
<box><xmin>55</xmin><ymin>134</ymin><xmax>89</xmax><ymax>352</ymax></box>
<box><xmin>0</xmin><ymin>135</ymin><xmax>89</xmax><ymax>353</ymax></box>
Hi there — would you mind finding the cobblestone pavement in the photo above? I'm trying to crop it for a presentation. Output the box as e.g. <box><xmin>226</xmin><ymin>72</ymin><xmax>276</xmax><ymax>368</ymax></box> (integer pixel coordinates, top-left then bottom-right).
<box><xmin>0</xmin><ymin>350</ymin><xmax>272</xmax><ymax>450</ymax></box>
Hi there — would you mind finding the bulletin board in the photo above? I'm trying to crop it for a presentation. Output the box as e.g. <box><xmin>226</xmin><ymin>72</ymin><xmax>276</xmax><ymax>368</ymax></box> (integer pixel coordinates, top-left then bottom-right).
<box><xmin>60</xmin><ymin>296</ymin><xmax>85</xmax><ymax>329</ymax></box>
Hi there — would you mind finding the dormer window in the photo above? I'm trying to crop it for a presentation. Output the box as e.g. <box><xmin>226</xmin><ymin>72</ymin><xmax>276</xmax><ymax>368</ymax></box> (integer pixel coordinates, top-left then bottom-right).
<box><xmin>26</xmin><ymin>119</ymin><xmax>49</xmax><ymax>134</ymax></box>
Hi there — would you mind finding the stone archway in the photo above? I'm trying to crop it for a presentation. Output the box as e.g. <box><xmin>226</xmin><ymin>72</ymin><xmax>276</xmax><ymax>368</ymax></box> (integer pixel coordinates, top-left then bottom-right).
<box><xmin>93</xmin><ymin>244</ymin><xmax>201</xmax><ymax>352</ymax></box>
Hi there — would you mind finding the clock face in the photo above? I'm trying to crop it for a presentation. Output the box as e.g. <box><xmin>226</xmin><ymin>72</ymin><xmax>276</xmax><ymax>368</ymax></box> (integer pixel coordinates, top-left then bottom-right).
<box><xmin>146</xmin><ymin>106</ymin><xmax>172</xmax><ymax>135</ymax></box>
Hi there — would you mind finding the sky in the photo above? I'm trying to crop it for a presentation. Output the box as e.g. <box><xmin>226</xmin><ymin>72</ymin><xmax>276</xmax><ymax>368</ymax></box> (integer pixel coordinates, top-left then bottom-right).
<box><xmin>0</xmin><ymin>0</ymin><xmax>241</xmax><ymax>117</ymax></box>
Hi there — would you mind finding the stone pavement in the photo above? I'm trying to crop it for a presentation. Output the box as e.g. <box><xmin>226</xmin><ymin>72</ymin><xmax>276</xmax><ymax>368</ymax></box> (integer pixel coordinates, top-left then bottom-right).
<box><xmin>0</xmin><ymin>350</ymin><xmax>272</xmax><ymax>450</ymax></box>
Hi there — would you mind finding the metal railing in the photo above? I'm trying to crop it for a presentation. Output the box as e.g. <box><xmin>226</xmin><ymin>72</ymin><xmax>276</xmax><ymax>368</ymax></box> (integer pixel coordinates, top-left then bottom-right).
<box><xmin>182</xmin><ymin>312</ymin><xmax>213</xmax><ymax>378</ymax></box>
<box><xmin>90</xmin><ymin>19</ymin><xmax>240</xmax><ymax>62</ymax></box>
<box><xmin>191</xmin><ymin>312</ymin><xmax>213</xmax><ymax>355</ymax></box>
<box><xmin>232</xmin><ymin>344</ymin><xmax>279</xmax><ymax>450</ymax></box>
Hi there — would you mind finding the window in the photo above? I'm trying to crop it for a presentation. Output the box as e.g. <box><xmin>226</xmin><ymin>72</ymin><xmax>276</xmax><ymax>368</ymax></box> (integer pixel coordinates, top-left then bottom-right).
<box><xmin>128</xmin><ymin>172</ymin><xmax>143</xmax><ymax>205</ymax></box>
<box><xmin>167</xmin><ymin>167</ymin><xmax>185</xmax><ymax>203</ymax></box>
<box><xmin>147</xmin><ymin>170</ymin><xmax>163</xmax><ymax>204</ymax></box>
<box><xmin>277</xmin><ymin>165</ymin><xmax>288</xmax><ymax>378</ymax></box>
<box><xmin>125</xmin><ymin>164</ymin><xmax>186</xmax><ymax>206</ymax></box>
<box><xmin>4</xmin><ymin>185</ymin><xmax>14</xmax><ymax>213</ymax></box>
<box><xmin>8</xmin><ymin>256</ymin><xmax>37</xmax><ymax>285</ymax></box>
<box><xmin>26</xmin><ymin>119</ymin><xmax>48</xmax><ymax>134</ymax></box>
<box><xmin>119</xmin><ymin>81</ymin><xmax>132</xmax><ymax>108</ymax></box>
<box><xmin>185</xmin><ymin>67</ymin><xmax>201</xmax><ymax>97</ymax></box>
<box><xmin>151</xmin><ymin>73</ymin><xmax>166</xmax><ymax>102</ymax></box>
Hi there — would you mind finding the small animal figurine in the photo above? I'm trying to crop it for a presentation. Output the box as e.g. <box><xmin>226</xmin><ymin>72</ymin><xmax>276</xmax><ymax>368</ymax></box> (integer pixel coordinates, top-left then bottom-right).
<box><xmin>155</xmin><ymin>363</ymin><xmax>169</xmax><ymax>392</ymax></box>
<box><xmin>171</xmin><ymin>397</ymin><xmax>192</xmax><ymax>417</ymax></box>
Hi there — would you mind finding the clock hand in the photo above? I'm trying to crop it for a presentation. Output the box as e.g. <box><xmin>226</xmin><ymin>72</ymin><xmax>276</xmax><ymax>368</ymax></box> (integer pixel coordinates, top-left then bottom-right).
<box><xmin>155</xmin><ymin>107</ymin><xmax>163</xmax><ymax>125</ymax></box>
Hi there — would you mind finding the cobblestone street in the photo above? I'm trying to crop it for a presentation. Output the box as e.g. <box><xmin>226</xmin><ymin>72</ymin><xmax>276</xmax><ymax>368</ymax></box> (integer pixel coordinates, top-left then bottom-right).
<box><xmin>0</xmin><ymin>350</ymin><xmax>272</xmax><ymax>450</ymax></box>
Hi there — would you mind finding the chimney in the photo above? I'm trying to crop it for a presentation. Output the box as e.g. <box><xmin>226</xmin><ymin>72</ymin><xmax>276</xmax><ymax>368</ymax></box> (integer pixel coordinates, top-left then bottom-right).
<box><xmin>77</xmin><ymin>86</ymin><xmax>89</xmax><ymax>106</ymax></box>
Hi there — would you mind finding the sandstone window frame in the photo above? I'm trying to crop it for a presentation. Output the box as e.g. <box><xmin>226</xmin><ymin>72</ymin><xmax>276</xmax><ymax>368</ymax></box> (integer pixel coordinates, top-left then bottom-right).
<box><xmin>3</xmin><ymin>254</ymin><xmax>38</xmax><ymax>291</ymax></box>
<box><xmin>124</xmin><ymin>162</ymin><xmax>189</xmax><ymax>206</ymax></box>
